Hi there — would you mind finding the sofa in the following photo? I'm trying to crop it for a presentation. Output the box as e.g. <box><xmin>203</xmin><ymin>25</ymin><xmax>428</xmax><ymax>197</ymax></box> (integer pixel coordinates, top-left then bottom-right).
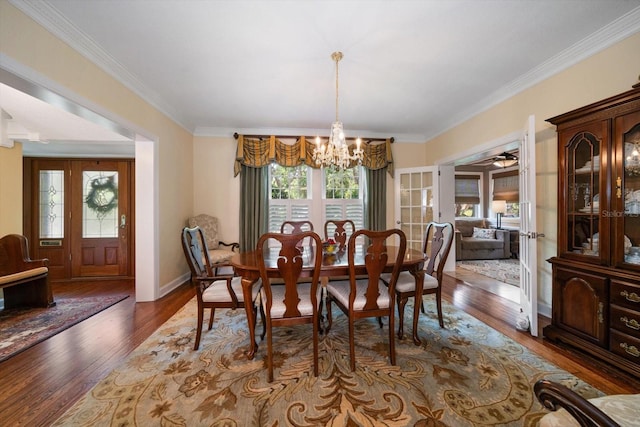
<box><xmin>455</xmin><ymin>218</ymin><xmax>510</xmax><ymax>260</ymax></box>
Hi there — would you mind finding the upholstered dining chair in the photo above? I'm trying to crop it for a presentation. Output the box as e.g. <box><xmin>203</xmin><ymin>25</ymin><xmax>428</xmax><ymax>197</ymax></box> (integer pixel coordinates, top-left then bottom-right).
<box><xmin>325</xmin><ymin>228</ymin><xmax>407</xmax><ymax>371</ymax></box>
<box><xmin>323</xmin><ymin>219</ymin><xmax>356</xmax><ymax>251</ymax></box>
<box><xmin>535</xmin><ymin>379</ymin><xmax>640</xmax><ymax>426</ymax></box>
<box><xmin>382</xmin><ymin>221</ymin><xmax>454</xmax><ymax>339</ymax></box>
<box><xmin>188</xmin><ymin>214</ymin><xmax>239</xmax><ymax>275</ymax></box>
<box><xmin>181</xmin><ymin>226</ymin><xmax>262</xmax><ymax>351</ymax></box>
<box><xmin>256</xmin><ymin>230</ymin><xmax>323</xmax><ymax>382</ymax></box>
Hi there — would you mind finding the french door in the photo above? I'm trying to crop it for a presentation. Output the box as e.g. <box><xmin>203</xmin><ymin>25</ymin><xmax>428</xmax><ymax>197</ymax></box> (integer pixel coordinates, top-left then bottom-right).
<box><xmin>519</xmin><ymin>115</ymin><xmax>539</xmax><ymax>336</ymax></box>
<box><xmin>394</xmin><ymin>167</ymin><xmax>438</xmax><ymax>252</ymax></box>
<box><xmin>25</xmin><ymin>158</ymin><xmax>134</xmax><ymax>280</ymax></box>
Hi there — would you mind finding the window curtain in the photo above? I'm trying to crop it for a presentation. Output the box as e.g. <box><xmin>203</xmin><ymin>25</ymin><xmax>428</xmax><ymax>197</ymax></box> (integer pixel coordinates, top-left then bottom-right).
<box><xmin>239</xmin><ymin>164</ymin><xmax>269</xmax><ymax>252</ymax></box>
<box><xmin>364</xmin><ymin>167</ymin><xmax>387</xmax><ymax>230</ymax></box>
<box><xmin>235</xmin><ymin>135</ymin><xmax>394</xmax><ymax>240</ymax></box>
<box><xmin>455</xmin><ymin>174</ymin><xmax>481</xmax><ymax>204</ymax></box>
<box><xmin>234</xmin><ymin>135</ymin><xmax>394</xmax><ymax>176</ymax></box>
<box><xmin>492</xmin><ymin>170</ymin><xmax>519</xmax><ymax>202</ymax></box>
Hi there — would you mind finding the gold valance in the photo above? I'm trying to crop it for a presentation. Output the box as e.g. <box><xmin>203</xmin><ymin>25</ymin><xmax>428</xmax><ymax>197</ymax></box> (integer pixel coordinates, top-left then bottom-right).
<box><xmin>234</xmin><ymin>135</ymin><xmax>394</xmax><ymax>176</ymax></box>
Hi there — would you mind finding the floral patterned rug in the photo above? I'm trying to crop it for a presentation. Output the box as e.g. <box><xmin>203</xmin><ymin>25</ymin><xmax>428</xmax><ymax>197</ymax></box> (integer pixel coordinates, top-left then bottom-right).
<box><xmin>457</xmin><ymin>259</ymin><xmax>520</xmax><ymax>286</ymax></box>
<box><xmin>0</xmin><ymin>294</ymin><xmax>128</xmax><ymax>362</ymax></box>
<box><xmin>53</xmin><ymin>297</ymin><xmax>600</xmax><ymax>426</ymax></box>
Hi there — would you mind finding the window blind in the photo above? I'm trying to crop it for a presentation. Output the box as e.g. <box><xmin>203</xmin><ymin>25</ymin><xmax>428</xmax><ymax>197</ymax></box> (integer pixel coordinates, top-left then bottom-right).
<box><xmin>493</xmin><ymin>170</ymin><xmax>519</xmax><ymax>202</ymax></box>
<box><xmin>455</xmin><ymin>175</ymin><xmax>481</xmax><ymax>204</ymax></box>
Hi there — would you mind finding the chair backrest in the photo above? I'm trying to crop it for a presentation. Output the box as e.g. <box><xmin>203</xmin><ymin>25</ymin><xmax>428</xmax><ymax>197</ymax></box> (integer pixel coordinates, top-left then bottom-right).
<box><xmin>347</xmin><ymin>228</ymin><xmax>406</xmax><ymax>310</ymax></box>
<box><xmin>280</xmin><ymin>220</ymin><xmax>314</xmax><ymax>234</ymax></box>
<box><xmin>257</xmin><ymin>231</ymin><xmax>323</xmax><ymax>318</ymax></box>
<box><xmin>423</xmin><ymin>222</ymin><xmax>454</xmax><ymax>281</ymax></box>
<box><xmin>181</xmin><ymin>226</ymin><xmax>214</xmax><ymax>281</ymax></box>
<box><xmin>324</xmin><ymin>219</ymin><xmax>356</xmax><ymax>250</ymax></box>
<box><xmin>188</xmin><ymin>214</ymin><xmax>221</xmax><ymax>250</ymax></box>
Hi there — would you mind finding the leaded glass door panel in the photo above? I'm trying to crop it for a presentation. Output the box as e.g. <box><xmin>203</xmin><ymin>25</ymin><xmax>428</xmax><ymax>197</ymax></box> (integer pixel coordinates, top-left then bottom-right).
<box><xmin>394</xmin><ymin>167</ymin><xmax>437</xmax><ymax>252</ymax></box>
<box><xmin>71</xmin><ymin>160</ymin><xmax>130</xmax><ymax>277</ymax></box>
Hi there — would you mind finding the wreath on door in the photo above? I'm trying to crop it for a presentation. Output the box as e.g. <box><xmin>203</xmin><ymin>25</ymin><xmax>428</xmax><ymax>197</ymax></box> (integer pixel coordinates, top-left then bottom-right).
<box><xmin>85</xmin><ymin>175</ymin><xmax>118</xmax><ymax>215</ymax></box>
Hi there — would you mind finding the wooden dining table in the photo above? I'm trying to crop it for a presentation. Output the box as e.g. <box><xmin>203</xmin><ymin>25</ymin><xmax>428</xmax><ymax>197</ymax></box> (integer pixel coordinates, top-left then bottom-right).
<box><xmin>230</xmin><ymin>245</ymin><xmax>426</xmax><ymax>359</ymax></box>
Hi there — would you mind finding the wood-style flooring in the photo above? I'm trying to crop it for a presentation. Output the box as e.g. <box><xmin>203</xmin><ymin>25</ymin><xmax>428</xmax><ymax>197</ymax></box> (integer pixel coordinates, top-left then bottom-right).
<box><xmin>0</xmin><ymin>273</ymin><xmax>639</xmax><ymax>426</ymax></box>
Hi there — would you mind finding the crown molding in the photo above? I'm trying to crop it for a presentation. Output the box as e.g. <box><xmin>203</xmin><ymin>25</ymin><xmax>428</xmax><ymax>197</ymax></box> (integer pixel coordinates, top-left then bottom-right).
<box><xmin>11</xmin><ymin>1</ymin><xmax>640</xmax><ymax>144</ymax></box>
<box><xmin>193</xmin><ymin>126</ymin><xmax>425</xmax><ymax>143</ymax></box>
<box><xmin>10</xmin><ymin>0</ymin><xmax>194</xmax><ymax>133</ymax></box>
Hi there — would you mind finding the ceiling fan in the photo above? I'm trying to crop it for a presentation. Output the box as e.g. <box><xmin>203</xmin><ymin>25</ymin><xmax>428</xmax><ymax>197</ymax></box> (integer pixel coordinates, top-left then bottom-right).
<box><xmin>470</xmin><ymin>151</ymin><xmax>519</xmax><ymax>168</ymax></box>
<box><xmin>492</xmin><ymin>152</ymin><xmax>518</xmax><ymax>168</ymax></box>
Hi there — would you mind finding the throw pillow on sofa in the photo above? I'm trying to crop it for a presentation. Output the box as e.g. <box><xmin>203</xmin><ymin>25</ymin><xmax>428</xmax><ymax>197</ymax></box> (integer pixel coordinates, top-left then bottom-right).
<box><xmin>472</xmin><ymin>227</ymin><xmax>496</xmax><ymax>239</ymax></box>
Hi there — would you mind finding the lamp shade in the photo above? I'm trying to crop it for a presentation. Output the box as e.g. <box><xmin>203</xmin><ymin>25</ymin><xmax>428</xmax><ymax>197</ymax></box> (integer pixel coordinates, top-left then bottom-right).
<box><xmin>492</xmin><ymin>200</ymin><xmax>507</xmax><ymax>214</ymax></box>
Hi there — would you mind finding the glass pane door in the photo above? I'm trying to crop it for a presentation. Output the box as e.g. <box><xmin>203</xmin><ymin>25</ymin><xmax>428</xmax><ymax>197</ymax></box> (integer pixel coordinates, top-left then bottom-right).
<box><xmin>395</xmin><ymin>167</ymin><xmax>436</xmax><ymax>252</ymax></box>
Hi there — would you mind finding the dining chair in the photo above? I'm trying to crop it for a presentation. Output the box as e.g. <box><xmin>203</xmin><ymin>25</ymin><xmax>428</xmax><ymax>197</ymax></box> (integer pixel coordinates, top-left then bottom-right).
<box><xmin>323</xmin><ymin>219</ymin><xmax>356</xmax><ymax>251</ymax></box>
<box><xmin>256</xmin><ymin>230</ymin><xmax>323</xmax><ymax>382</ymax></box>
<box><xmin>382</xmin><ymin>221</ymin><xmax>454</xmax><ymax>339</ymax></box>
<box><xmin>325</xmin><ymin>228</ymin><xmax>407</xmax><ymax>371</ymax></box>
<box><xmin>280</xmin><ymin>220</ymin><xmax>314</xmax><ymax>234</ymax></box>
<box><xmin>181</xmin><ymin>226</ymin><xmax>262</xmax><ymax>351</ymax></box>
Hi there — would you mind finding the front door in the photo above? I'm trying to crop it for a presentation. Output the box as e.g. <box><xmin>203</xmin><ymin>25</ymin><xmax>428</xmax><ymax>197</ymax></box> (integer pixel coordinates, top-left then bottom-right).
<box><xmin>71</xmin><ymin>160</ymin><xmax>130</xmax><ymax>277</ymax></box>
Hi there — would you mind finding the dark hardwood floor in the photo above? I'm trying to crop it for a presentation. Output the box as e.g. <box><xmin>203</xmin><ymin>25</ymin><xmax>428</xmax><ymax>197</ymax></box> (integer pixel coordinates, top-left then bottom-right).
<box><xmin>1</xmin><ymin>273</ymin><xmax>639</xmax><ymax>426</ymax></box>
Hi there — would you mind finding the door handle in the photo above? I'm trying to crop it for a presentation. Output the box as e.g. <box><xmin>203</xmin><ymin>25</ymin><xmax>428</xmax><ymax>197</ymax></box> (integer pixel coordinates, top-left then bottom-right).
<box><xmin>520</xmin><ymin>231</ymin><xmax>545</xmax><ymax>239</ymax></box>
<box><xmin>120</xmin><ymin>214</ymin><xmax>126</xmax><ymax>228</ymax></box>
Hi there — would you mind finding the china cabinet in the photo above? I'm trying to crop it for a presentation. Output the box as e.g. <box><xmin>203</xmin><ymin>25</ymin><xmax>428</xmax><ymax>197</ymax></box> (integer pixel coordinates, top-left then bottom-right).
<box><xmin>546</xmin><ymin>82</ymin><xmax>640</xmax><ymax>377</ymax></box>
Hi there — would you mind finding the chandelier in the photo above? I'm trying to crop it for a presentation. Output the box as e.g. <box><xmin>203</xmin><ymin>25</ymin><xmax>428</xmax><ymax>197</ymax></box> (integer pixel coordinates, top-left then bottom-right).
<box><xmin>313</xmin><ymin>51</ymin><xmax>364</xmax><ymax>170</ymax></box>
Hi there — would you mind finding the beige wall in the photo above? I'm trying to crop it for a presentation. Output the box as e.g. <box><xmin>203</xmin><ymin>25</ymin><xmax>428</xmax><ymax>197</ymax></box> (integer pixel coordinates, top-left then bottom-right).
<box><xmin>0</xmin><ymin>3</ymin><xmax>194</xmax><ymax>293</ymax></box>
<box><xmin>192</xmin><ymin>136</ymin><xmax>240</xmax><ymax>242</ymax></box>
<box><xmin>0</xmin><ymin>142</ymin><xmax>23</xmax><ymax>236</ymax></box>
<box><xmin>423</xmin><ymin>32</ymin><xmax>640</xmax><ymax>309</ymax></box>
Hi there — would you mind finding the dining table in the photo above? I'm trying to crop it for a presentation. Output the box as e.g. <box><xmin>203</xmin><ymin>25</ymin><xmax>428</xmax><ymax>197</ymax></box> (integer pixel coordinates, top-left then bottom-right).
<box><xmin>230</xmin><ymin>244</ymin><xmax>426</xmax><ymax>360</ymax></box>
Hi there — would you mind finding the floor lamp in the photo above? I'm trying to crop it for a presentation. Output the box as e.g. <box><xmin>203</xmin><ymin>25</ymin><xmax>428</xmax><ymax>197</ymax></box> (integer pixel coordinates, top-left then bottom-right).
<box><xmin>492</xmin><ymin>200</ymin><xmax>507</xmax><ymax>229</ymax></box>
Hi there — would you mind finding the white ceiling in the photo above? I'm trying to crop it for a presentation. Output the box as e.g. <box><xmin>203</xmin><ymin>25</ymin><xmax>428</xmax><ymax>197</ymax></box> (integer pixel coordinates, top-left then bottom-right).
<box><xmin>2</xmin><ymin>0</ymin><xmax>640</xmax><ymax>157</ymax></box>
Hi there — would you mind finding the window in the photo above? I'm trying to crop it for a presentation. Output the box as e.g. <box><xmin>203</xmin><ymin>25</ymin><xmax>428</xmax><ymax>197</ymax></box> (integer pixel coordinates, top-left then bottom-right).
<box><xmin>455</xmin><ymin>173</ymin><xmax>482</xmax><ymax>217</ymax></box>
<box><xmin>268</xmin><ymin>164</ymin><xmax>364</xmax><ymax>235</ymax></box>
<box><xmin>268</xmin><ymin>164</ymin><xmax>311</xmax><ymax>233</ymax></box>
<box><xmin>491</xmin><ymin>168</ymin><xmax>519</xmax><ymax>217</ymax></box>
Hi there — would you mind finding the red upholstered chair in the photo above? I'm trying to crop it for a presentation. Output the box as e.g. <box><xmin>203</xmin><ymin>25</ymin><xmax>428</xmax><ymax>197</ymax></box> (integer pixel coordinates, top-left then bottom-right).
<box><xmin>256</xmin><ymin>230</ymin><xmax>323</xmax><ymax>382</ymax></box>
<box><xmin>181</xmin><ymin>226</ymin><xmax>262</xmax><ymax>350</ymax></box>
<box><xmin>325</xmin><ymin>228</ymin><xmax>406</xmax><ymax>371</ymax></box>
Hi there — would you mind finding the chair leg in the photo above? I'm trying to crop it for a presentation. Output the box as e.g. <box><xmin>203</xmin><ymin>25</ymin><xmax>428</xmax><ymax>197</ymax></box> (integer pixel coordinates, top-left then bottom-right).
<box><xmin>436</xmin><ymin>289</ymin><xmax>444</xmax><ymax>328</ymax></box>
<box><xmin>259</xmin><ymin>304</ymin><xmax>267</xmax><ymax>340</ymax></box>
<box><xmin>397</xmin><ymin>296</ymin><xmax>408</xmax><ymax>339</ymax></box>
<box><xmin>325</xmin><ymin>296</ymin><xmax>333</xmax><ymax>333</ymax></box>
<box><xmin>377</xmin><ymin>317</ymin><xmax>383</xmax><ymax>328</ymax></box>
<box><xmin>208</xmin><ymin>307</ymin><xmax>215</xmax><ymax>330</ymax></box>
<box><xmin>267</xmin><ymin>326</ymin><xmax>273</xmax><ymax>383</ymax></box>
<box><xmin>349</xmin><ymin>318</ymin><xmax>356</xmax><ymax>371</ymax></box>
<box><xmin>194</xmin><ymin>307</ymin><xmax>204</xmax><ymax>351</ymax></box>
<box><xmin>313</xmin><ymin>315</ymin><xmax>319</xmax><ymax>377</ymax></box>
<box><xmin>388</xmin><ymin>313</ymin><xmax>396</xmax><ymax>366</ymax></box>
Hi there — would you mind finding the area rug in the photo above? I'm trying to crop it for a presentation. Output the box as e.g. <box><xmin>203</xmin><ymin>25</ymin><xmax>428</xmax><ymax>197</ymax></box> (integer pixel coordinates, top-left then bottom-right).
<box><xmin>457</xmin><ymin>259</ymin><xmax>520</xmax><ymax>286</ymax></box>
<box><xmin>53</xmin><ymin>297</ymin><xmax>602</xmax><ymax>426</ymax></box>
<box><xmin>0</xmin><ymin>294</ymin><xmax>128</xmax><ymax>362</ymax></box>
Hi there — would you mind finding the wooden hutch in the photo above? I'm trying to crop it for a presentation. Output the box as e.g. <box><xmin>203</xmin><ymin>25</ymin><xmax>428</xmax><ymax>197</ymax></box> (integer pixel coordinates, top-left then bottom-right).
<box><xmin>546</xmin><ymin>80</ymin><xmax>640</xmax><ymax>377</ymax></box>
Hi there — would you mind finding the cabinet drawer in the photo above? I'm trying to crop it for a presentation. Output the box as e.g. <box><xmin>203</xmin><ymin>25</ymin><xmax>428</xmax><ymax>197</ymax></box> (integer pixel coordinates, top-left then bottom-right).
<box><xmin>611</xmin><ymin>280</ymin><xmax>640</xmax><ymax>311</ymax></box>
<box><xmin>610</xmin><ymin>329</ymin><xmax>640</xmax><ymax>365</ymax></box>
<box><xmin>610</xmin><ymin>304</ymin><xmax>640</xmax><ymax>338</ymax></box>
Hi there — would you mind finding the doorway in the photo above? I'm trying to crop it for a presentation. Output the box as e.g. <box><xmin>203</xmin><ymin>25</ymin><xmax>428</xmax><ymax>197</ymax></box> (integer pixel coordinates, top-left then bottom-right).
<box><xmin>23</xmin><ymin>158</ymin><xmax>135</xmax><ymax>281</ymax></box>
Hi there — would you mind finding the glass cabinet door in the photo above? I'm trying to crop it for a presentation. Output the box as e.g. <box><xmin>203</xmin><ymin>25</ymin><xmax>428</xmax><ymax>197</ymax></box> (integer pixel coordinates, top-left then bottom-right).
<box><xmin>562</xmin><ymin>121</ymin><xmax>608</xmax><ymax>263</ymax></box>
<box><xmin>618</xmin><ymin>111</ymin><xmax>640</xmax><ymax>268</ymax></box>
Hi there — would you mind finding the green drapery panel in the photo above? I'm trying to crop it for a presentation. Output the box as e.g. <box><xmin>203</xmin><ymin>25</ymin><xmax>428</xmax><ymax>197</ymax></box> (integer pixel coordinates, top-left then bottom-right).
<box><xmin>364</xmin><ymin>167</ymin><xmax>387</xmax><ymax>231</ymax></box>
<box><xmin>234</xmin><ymin>135</ymin><xmax>394</xmax><ymax>176</ymax></box>
<box><xmin>239</xmin><ymin>164</ymin><xmax>269</xmax><ymax>252</ymax></box>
